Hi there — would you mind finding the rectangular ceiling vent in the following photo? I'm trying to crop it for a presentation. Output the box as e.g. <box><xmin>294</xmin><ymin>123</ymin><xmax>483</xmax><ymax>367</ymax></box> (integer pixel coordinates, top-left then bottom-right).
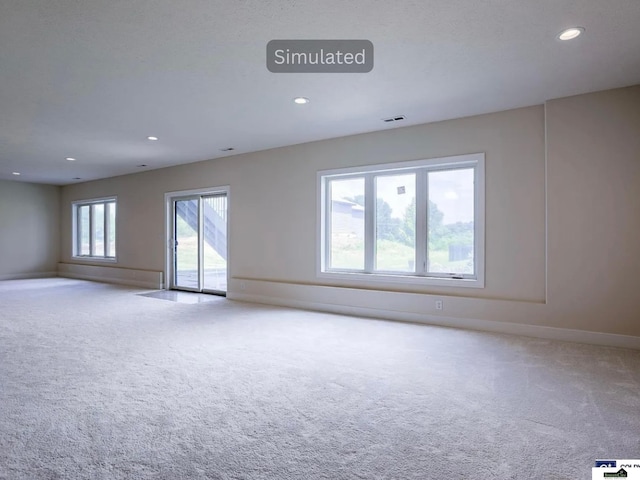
<box><xmin>383</xmin><ymin>115</ymin><xmax>406</xmax><ymax>123</ymax></box>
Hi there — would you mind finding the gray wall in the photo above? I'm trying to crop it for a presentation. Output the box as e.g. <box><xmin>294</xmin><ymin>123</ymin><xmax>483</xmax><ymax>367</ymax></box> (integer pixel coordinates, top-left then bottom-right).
<box><xmin>0</xmin><ymin>180</ymin><xmax>60</xmax><ymax>279</ymax></box>
<box><xmin>59</xmin><ymin>85</ymin><xmax>640</xmax><ymax>337</ymax></box>
<box><xmin>546</xmin><ymin>86</ymin><xmax>640</xmax><ymax>335</ymax></box>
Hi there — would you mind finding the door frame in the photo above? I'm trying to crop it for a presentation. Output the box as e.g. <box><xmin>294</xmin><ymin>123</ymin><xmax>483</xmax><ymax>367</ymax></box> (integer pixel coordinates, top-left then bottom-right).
<box><xmin>164</xmin><ymin>186</ymin><xmax>230</xmax><ymax>293</ymax></box>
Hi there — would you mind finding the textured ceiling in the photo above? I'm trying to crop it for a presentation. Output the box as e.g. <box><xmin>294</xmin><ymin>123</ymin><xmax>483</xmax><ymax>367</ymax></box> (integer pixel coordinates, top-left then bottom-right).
<box><xmin>1</xmin><ymin>0</ymin><xmax>640</xmax><ymax>185</ymax></box>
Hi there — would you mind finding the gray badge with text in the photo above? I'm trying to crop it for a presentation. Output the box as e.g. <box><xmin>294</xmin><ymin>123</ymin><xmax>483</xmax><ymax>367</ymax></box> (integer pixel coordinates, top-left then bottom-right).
<box><xmin>267</xmin><ymin>40</ymin><xmax>373</xmax><ymax>73</ymax></box>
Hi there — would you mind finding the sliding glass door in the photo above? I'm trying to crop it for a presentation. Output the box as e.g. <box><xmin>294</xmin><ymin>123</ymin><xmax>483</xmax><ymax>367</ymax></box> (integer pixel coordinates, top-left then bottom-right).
<box><xmin>172</xmin><ymin>193</ymin><xmax>227</xmax><ymax>294</ymax></box>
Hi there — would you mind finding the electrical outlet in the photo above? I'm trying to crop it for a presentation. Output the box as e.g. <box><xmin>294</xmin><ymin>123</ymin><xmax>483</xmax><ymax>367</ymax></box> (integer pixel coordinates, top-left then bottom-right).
<box><xmin>435</xmin><ymin>300</ymin><xmax>443</xmax><ymax>311</ymax></box>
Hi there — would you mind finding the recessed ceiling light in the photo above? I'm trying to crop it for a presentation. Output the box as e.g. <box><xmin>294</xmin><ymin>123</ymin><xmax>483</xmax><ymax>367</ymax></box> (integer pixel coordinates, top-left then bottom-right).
<box><xmin>147</xmin><ymin>136</ymin><xmax>159</xmax><ymax>141</ymax></box>
<box><xmin>293</xmin><ymin>97</ymin><xmax>309</xmax><ymax>105</ymax></box>
<box><xmin>558</xmin><ymin>27</ymin><xmax>584</xmax><ymax>41</ymax></box>
<box><xmin>66</xmin><ymin>157</ymin><xmax>76</xmax><ymax>161</ymax></box>
<box><xmin>12</xmin><ymin>172</ymin><xmax>20</xmax><ymax>175</ymax></box>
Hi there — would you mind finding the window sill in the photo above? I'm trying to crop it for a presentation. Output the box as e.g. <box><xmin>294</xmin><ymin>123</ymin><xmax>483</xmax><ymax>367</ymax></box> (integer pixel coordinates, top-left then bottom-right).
<box><xmin>72</xmin><ymin>256</ymin><xmax>118</xmax><ymax>264</ymax></box>
<box><xmin>318</xmin><ymin>270</ymin><xmax>484</xmax><ymax>288</ymax></box>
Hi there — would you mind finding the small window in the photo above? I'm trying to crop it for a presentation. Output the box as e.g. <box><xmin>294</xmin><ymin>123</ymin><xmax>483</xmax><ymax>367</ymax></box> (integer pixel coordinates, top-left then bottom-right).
<box><xmin>72</xmin><ymin>197</ymin><xmax>117</xmax><ymax>260</ymax></box>
<box><xmin>318</xmin><ymin>153</ymin><xmax>484</xmax><ymax>287</ymax></box>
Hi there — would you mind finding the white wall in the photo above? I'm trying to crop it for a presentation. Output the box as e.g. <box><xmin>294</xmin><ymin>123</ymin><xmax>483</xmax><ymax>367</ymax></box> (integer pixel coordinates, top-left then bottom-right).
<box><xmin>59</xmin><ymin>85</ymin><xmax>640</xmax><ymax>341</ymax></box>
<box><xmin>0</xmin><ymin>180</ymin><xmax>60</xmax><ymax>279</ymax></box>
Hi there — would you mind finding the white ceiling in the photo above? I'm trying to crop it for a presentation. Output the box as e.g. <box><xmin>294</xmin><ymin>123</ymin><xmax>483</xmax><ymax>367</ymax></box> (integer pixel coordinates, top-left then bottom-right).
<box><xmin>1</xmin><ymin>0</ymin><xmax>639</xmax><ymax>185</ymax></box>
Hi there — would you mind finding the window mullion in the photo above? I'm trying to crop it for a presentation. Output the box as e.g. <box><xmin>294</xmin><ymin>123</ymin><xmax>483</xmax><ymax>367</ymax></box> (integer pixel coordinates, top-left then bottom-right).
<box><xmin>325</xmin><ymin>180</ymin><xmax>332</xmax><ymax>270</ymax></box>
<box><xmin>103</xmin><ymin>202</ymin><xmax>108</xmax><ymax>257</ymax></box>
<box><xmin>107</xmin><ymin>202</ymin><xmax>112</xmax><ymax>257</ymax></box>
<box><xmin>364</xmin><ymin>174</ymin><xmax>375</xmax><ymax>273</ymax></box>
<box><xmin>113</xmin><ymin>203</ymin><xmax>117</xmax><ymax>257</ymax></box>
<box><xmin>76</xmin><ymin>206</ymin><xmax>81</xmax><ymax>256</ymax></box>
<box><xmin>474</xmin><ymin>164</ymin><xmax>483</xmax><ymax>279</ymax></box>
<box><xmin>416</xmin><ymin>169</ymin><xmax>428</xmax><ymax>275</ymax></box>
<box><xmin>198</xmin><ymin>197</ymin><xmax>204</xmax><ymax>291</ymax></box>
<box><xmin>89</xmin><ymin>204</ymin><xmax>95</xmax><ymax>256</ymax></box>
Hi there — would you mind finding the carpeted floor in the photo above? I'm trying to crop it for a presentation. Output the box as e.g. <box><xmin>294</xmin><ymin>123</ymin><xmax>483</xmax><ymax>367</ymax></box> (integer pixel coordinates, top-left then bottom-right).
<box><xmin>0</xmin><ymin>278</ymin><xmax>639</xmax><ymax>479</ymax></box>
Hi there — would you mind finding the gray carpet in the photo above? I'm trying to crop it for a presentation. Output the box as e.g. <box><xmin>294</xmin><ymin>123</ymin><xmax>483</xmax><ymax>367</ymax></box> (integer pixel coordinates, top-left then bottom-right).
<box><xmin>1</xmin><ymin>278</ymin><xmax>639</xmax><ymax>479</ymax></box>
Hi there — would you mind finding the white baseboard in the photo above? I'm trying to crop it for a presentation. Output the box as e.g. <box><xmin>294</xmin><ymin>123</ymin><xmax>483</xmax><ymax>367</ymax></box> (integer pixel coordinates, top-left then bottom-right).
<box><xmin>0</xmin><ymin>271</ymin><xmax>58</xmax><ymax>281</ymax></box>
<box><xmin>228</xmin><ymin>291</ymin><xmax>640</xmax><ymax>350</ymax></box>
<box><xmin>57</xmin><ymin>263</ymin><xmax>163</xmax><ymax>290</ymax></box>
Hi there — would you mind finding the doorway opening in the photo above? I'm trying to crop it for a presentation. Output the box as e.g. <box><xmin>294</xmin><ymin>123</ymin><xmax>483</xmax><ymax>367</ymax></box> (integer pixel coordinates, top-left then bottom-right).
<box><xmin>166</xmin><ymin>188</ymin><xmax>228</xmax><ymax>295</ymax></box>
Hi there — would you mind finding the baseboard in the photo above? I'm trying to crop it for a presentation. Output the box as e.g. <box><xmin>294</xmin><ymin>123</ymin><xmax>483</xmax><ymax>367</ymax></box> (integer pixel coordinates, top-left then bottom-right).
<box><xmin>0</xmin><ymin>271</ymin><xmax>58</xmax><ymax>281</ymax></box>
<box><xmin>228</xmin><ymin>291</ymin><xmax>640</xmax><ymax>350</ymax></box>
<box><xmin>57</xmin><ymin>263</ymin><xmax>163</xmax><ymax>290</ymax></box>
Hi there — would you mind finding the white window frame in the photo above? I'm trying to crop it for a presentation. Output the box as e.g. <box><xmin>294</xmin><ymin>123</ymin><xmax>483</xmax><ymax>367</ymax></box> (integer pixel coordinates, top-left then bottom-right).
<box><xmin>317</xmin><ymin>153</ymin><xmax>485</xmax><ymax>288</ymax></box>
<box><xmin>72</xmin><ymin>196</ymin><xmax>117</xmax><ymax>262</ymax></box>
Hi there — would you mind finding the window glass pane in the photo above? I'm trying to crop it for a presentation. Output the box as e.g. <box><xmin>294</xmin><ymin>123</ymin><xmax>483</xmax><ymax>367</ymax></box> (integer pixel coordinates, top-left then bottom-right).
<box><xmin>175</xmin><ymin>199</ymin><xmax>199</xmax><ymax>288</ymax></box>
<box><xmin>202</xmin><ymin>195</ymin><xmax>228</xmax><ymax>292</ymax></box>
<box><xmin>329</xmin><ymin>177</ymin><xmax>365</xmax><ymax>270</ymax></box>
<box><xmin>375</xmin><ymin>173</ymin><xmax>416</xmax><ymax>272</ymax></box>
<box><xmin>79</xmin><ymin>205</ymin><xmax>90</xmax><ymax>255</ymax></box>
<box><xmin>428</xmin><ymin>168</ymin><xmax>474</xmax><ymax>275</ymax></box>
<box><xmin>92</xmin><ymin>203</ymin><xmax>105</xmax><ymax>257</ymax></box>
<box><xmin>106</xmin><ymin>202</ymin><xmax>116</xmax><ymax>257</ymax></box>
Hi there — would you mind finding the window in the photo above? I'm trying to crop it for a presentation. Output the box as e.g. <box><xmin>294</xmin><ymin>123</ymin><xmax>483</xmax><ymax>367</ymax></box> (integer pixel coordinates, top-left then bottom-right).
<box><xmin>72</xmin><ymin>197</ymin><xmax>117</xmax><ymax>260</ymax></box>
<box><xmin>318</xmin><ymin>153</ymin><xmax>484</xmax><ymax>287</ymax></box>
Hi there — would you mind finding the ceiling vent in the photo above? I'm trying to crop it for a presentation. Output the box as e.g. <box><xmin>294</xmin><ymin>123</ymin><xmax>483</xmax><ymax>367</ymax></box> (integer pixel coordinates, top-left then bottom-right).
<box><xmin>383</xmin><ymin>115</ymin><xmax>405</xmax><ymax>123</ymax></box>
